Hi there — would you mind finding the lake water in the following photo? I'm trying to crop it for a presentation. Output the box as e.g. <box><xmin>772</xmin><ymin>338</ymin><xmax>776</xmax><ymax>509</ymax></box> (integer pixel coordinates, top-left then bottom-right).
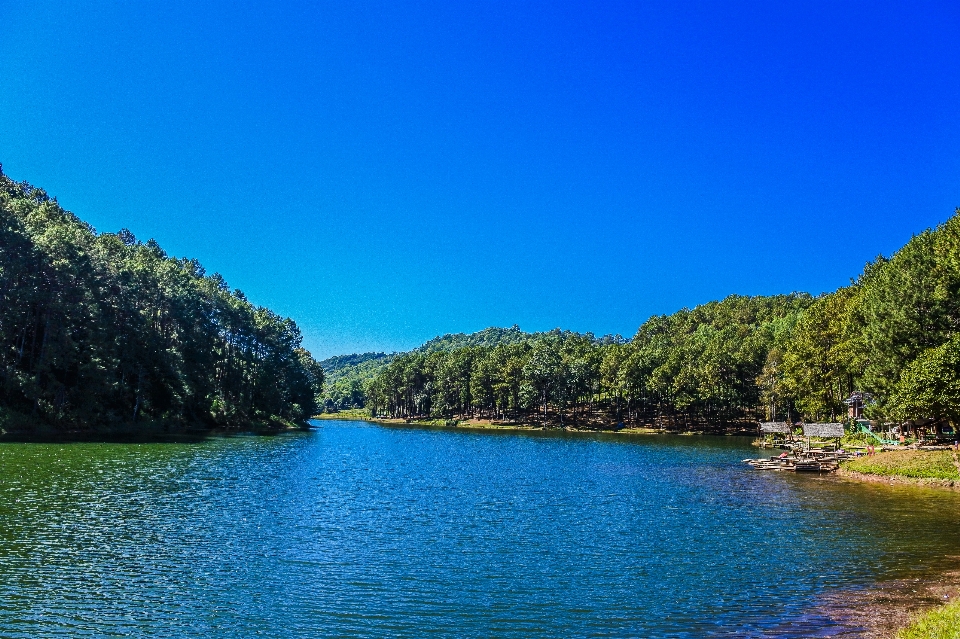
<box><xmin>1</xmin><ymin>420</ymin><xmax>959</xmax><ymax>637</ymax></box>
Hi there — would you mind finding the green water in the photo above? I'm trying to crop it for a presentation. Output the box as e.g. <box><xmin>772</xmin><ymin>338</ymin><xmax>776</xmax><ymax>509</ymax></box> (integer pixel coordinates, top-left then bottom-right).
<box><xmin>1</xmin><ymin>420</ymin><xmax>958</xmax><ymax>637</ymax></box>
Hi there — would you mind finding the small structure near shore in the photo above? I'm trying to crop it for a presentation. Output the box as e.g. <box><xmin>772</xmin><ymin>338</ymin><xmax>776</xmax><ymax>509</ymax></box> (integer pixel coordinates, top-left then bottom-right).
<box><xmin>745</xmin><ymin>422</ymin><xmax>849</xmax><ymax>473</ymax></box>
<box><xmin>759</xmin><ymin>421</ymin><xmax>795</xmax><ymax>448</ymax></box>
<box><xmin>760</xmin><ymin>421</ymin><xmax>792</xmax><ymax>435</ymax></box>
<box><xmin>802</xmin><ymin>422</ymin><xmax>845</xmax><ymax>438</ymax></box>
<box><xmin>803</xmin><ymin>422</ymin><xmax>844</xmax><ymax>450</ymax></box>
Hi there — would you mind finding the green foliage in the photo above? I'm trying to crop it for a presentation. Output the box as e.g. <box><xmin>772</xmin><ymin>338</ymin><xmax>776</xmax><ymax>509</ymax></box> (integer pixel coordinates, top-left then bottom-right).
<box><xmin>773</xmin><ymin>207</ymin><xmax>960</xmax><ymax>424</ymax></box>
<box><xmin>415</xmin><ymin>325</ymin><xmax>527</xmax><ymax>354</ymax></box>
<box><xmin>855</xmin><ymin>214</ymin><xmax>960</xmax><ymax>418</ymax></box>
<box><xmin>780</xmin><ymin>288</ymin><xmax>859</xmax><ymax>420</ymax></box>
<box><xmin>363</xmin><ymin>297</ymin><xmax>812</xmax><ymax>428</ymax></box>
<box><xmin>0</xmin><ymin>168</ymin><xmax>322</xmax><ymax>433</ymax></box>
<box><xmin>359</xmin><ymin>205</ymin><xmax>960</xmax><ymax>428</ymax></box>
<box><xmin>319</xmin><ymin>327</ymin><xmax>533</xmax><ymax>412</ymax></box>
<box><xmin>890</xmin><ymin>334</ymin><xmax>960</xmax><ymax>422</ymax></box>
<box><xmin>319</xmin><ymin>352</ymin><xmax>393</xmax><ymax>411</ymax></box>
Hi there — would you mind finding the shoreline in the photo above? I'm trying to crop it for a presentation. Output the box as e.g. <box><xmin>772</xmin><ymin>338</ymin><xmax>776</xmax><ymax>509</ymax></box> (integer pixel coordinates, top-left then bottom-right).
<box><xmin>837</xmin><ymin>467</ymin><xmax>960</xmax><ymax>492</ymax></box>
<box><xmin>0</xmin><ymin>421</ymin><xmax>311</xmax><ymax>444</ymax></box>
<box><xmin>322</xmin><ymin>415</ymin><xmax>960</xmax><ymax>491</ymax></box>
<box><xmin>313</xmin><ymin>413</ymin><xmax>756</xmax><ymax>437</ymax></box>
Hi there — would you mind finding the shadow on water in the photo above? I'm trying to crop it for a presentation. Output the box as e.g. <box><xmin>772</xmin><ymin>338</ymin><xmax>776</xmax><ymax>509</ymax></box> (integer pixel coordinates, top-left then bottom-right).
<box><xmin>0</xmin><ymin>424</ymin><xmax>315</xmax><ymax>444</ymax></box>
<box><xmin>329</xmin><ymin>417</ymin><xmax>757</xmax><ymax>449</ymax></box>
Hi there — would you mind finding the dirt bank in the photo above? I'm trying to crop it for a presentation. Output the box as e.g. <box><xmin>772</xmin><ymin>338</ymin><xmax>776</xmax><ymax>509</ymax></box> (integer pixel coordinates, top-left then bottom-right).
<box><xmin>837</xmin><ymin>468</ymin><xmax>960</xmax><ymax>492</ymax></box>
<box><xmin>816</xmin><ymin>565</ymin><xmax>960</xmax><ymax>638</ymax></box>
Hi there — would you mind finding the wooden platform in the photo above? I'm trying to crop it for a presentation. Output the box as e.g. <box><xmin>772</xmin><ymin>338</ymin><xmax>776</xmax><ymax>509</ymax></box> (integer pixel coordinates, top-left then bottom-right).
<box><xmin>742</xmin><ymin>452</ymin><xmax>844</xmax><ymax>473</ymax></box>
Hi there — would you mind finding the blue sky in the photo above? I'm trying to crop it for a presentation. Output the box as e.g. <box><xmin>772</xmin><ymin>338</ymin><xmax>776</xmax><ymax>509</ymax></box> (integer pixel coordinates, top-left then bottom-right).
<box><xmin>2</xmin><ymin>0</ymin><xmax>959</xmax><ymax>358</ymax></box>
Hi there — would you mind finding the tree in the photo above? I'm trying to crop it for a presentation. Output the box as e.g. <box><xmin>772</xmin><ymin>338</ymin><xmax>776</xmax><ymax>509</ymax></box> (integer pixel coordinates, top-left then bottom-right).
<box><xmin>889</xmin><ymin>334</ymin><xmax>960</xmax><ymax>424</ymax></box>
<box><xmin>781</xmin><ymin>288</ymin><xmax>858</xmax><ymax>421</ymax></box>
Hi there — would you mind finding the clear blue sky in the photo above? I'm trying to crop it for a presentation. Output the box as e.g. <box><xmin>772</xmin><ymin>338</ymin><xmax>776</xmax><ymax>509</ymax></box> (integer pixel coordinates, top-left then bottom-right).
<box><xmin>2</xmin><ymin>1</ymin><xmax>959</xmax><ymax>358</ymax></box>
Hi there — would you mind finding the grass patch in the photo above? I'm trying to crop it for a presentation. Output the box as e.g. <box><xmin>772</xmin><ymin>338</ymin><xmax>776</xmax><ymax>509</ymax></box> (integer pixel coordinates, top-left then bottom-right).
<box><xmin>314</xmin><ymin>408</ymin><xmax>371</xmax><ymax>420</ymax></box>
<box><xmin>896</xmin><ymin>598</ymin><xmax>960</xmax><ymax>639</ymax></box>
<box><xmin>403</xmin><ymin>418</ymin><xmax>460</xmax><ymax>427</ymax></box>
<box><xmin>841</xmin><ymin>449</ymin><xmax>960</xmax><ymax>480</ymax></box>
<box><xmin>841</xmin><ymin>430</ymin><xmax>875</xmax><ymax>448</ymax></box>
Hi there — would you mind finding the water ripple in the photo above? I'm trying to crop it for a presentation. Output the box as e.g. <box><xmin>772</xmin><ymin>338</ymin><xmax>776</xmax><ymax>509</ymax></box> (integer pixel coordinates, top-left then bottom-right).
<box><xmin>1</xmin><ymin>423</ymin><xmax>959</xmax><ymax>637</ymax></box>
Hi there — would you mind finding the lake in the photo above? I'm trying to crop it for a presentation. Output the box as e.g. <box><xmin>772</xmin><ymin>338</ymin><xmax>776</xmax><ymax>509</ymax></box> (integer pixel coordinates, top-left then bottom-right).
<box><xmin>1</xmin><ymin>420</ymin><xmax>959</xmax><ymax>637</ymax></box>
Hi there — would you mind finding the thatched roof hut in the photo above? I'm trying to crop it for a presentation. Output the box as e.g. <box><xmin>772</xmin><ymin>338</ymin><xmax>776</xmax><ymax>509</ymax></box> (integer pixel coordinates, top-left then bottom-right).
<box><xmin>760</xmin><ymin>422</ymin><xmax>792</xmax><ymax>434</ymax></box>
<box><xmin>802</xmin><ymin>423</ymin><xmax>844</xmax><ymax>438</ymax></box>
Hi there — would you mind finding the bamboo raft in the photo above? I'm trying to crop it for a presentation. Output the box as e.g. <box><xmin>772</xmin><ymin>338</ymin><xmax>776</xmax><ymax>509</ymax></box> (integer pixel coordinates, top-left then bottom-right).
<box><xmin>749</xmin><ymin>422</ymin><xmax>850</xmax><ymax>473</ymax></box>
<box><xmin>742</xmin><ymin>451</ymin><xmax>847</xmax><ymax>473</ymax></box>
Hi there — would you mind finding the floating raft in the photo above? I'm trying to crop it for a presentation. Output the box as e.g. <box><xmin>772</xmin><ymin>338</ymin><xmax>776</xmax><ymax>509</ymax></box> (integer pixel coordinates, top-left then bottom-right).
<box><xmin>742</xmin><ymin>454</ymin><xmax>841</xmax><ymax>473</ymax></box>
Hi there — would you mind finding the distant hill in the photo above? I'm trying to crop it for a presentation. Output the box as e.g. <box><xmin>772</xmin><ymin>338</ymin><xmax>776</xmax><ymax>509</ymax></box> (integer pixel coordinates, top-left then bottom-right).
<box><xmin>320</xmin><ymin>352</ymin><xmax>394</xmax><ymax>377</ymax></box>
<box><xmin>319</xmin><ymin>352</ymin><xmax>395</xmax><ymax>411</ymax></box>
<box><xmin>414</xmin><ymin>325</ymin><xmax>528</xmax><ymax>354</ymax></box>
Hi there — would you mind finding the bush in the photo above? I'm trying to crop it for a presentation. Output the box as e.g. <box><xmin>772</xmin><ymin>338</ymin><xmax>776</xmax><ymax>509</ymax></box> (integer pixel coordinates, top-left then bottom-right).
<box><xmin>896</xmin><ymin>598</ymin><xmax>960</xmax><ymax>639</ymax></box>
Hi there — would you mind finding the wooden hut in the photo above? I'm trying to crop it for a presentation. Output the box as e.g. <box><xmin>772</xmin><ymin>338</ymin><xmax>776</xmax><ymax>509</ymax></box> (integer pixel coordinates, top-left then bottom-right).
<box><xmin>760</xmin><ymin>422</ymin><xmax>792</xmax><ymax>434</ymax></box>
<box><xmin>802</xmin><ymin>422</ymin><xmax>844</xmax><ymax>450</ymax></box>
<box><xmin>759</xmin><ymin>421</ymin><xmax>793</xmax><ymax>447</ymax></box>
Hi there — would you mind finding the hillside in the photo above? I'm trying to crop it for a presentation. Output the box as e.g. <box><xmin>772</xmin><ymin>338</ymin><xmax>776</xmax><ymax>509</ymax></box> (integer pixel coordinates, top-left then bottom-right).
<box><xmin>362</xmin><ymin>208</ymin><xmax>960</xmax><ymax>431</ymax></box>
<box><xmin>319</xmin><ymin>352</ymin><xmax>395</xmax><ymax>411</ymax></box>
<box><xmin>0</xmin><ymin>167</ymin><xmax>323</xmax><ymax>436</ymax></box>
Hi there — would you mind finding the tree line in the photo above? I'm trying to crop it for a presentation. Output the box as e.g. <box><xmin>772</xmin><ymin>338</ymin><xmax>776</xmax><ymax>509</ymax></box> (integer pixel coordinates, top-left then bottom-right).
<box><xmin>365</xmin><ymin>297</ymin><xmax>811</xmax><ymax>428</ymax></box>
<box><xmin>362</xmin><ymin>209</ymin><xmax>960</xmax><ymax>429</ymax></box>
<box><xmin>319</xmin><ymin>327</ymin><xmax>529</xmax><ymax>411</ymax></box>
<box><xmin>0</xmin><ymin>166</ymin><xmax>323</xmax><ymax>435</ymax></box>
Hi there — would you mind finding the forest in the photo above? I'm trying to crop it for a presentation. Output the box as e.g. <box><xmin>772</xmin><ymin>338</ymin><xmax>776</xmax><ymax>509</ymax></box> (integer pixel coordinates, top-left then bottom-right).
<box><xmin>0</xmin><ymin>166</ymin><xmax>323</xmax><ymax>436</ymax></box>
<box><xmin>320</xmin><ymin>327</ymin><xmax>529</xmax><ymax>411</ymax></box>
<box><xmin>349</xmin><ymin>209</ymin><xmax>960</xmax><ymax>430</ymax></box>
<box><xmin>5</xmin><ymin>162</ymin><xmax>960</xmax><ymax>435</ymax></box>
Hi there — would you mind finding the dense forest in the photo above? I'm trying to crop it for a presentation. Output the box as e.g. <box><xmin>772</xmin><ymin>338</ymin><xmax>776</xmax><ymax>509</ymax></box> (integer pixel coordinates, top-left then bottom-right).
<box><xmin>363</xmin><ymin>297</ymin><xmax>811</xmax><ymax>428</ymax></box>
<box><xmin>320</xmin><ymin>327</ymin><xmax>530</xmax><ymax>411</ymax></box>
<box><xmin>341</xmin><ymin>209</ymin><xmax>960</xmax><ymax>430</ymax></box>
<box><xmin>0</xmin><ymin>166</ymin><xmax>323</xmax><ymax>436</ymax></box>
<box><xmin>6</xmin><ymin>163</ymin><xmax>959</xmax><ymax>435</ymax></box>
<box><xmin>320</xmin><ymin>352</ymin><xmax>393</xmax><ymax>411</ymax></box>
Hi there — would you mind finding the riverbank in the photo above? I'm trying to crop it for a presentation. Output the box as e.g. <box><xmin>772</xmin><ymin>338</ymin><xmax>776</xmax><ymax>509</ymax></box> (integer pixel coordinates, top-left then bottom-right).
<box><xmin>755</xmin><ymin>447</ymin><xmax>960</xmax><ymax>636</ymax></box>
<box><xmin>313</xmin><ymin>411</ymin><xmax>757</xmax><ymax>436</ymax></box>
<box><xmin>895</xmin><ymin>596</ymin><xmax>960</xmax><ymax>639</ymax></box>
<box><xmin>838</xmin><ymin>449</ymin><xmax>960</xmax><ymax>491</ymax></box>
